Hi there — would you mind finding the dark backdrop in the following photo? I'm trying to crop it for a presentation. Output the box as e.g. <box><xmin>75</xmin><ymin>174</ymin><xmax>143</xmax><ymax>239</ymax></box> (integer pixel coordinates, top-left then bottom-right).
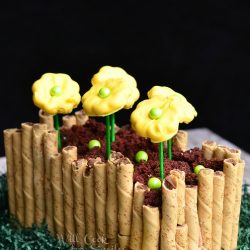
<box><xmin>1</xmin><ymin>1</ymin><xmax>250</xmax><ymax>156</ymax></box>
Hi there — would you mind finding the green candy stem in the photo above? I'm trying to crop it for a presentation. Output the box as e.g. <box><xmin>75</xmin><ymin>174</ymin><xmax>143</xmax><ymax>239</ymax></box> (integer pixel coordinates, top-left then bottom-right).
<box><xmin>111</xmin><ymin>113</ymin><xmax>115</xmax><ymax>142</ymax></box>
<box><xmin>159</xmin><ymin>142</ymin><xmax>164</xmax><ymax>180</ymax></box>
<box><xmin>168</xmin><ymin>138</ymin><xmax>172</xmax><ymax>160</ymax></box>
<box><xmin>54</xmin><ymin>114</ymin><xmax>61</xmax><ymax>150</ymax></box>
<box><xmin>106</xmin><ymin>115</ymin><xmax>111</xmax><ymax>160</ymax></box>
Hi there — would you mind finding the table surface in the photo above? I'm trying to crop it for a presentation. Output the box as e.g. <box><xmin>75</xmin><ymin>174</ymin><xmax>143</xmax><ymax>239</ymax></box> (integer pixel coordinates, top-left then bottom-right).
<box><xmin>1</xmin><ymin>127</ymin><xmax>249</xmax><ymax>183</ymax></box>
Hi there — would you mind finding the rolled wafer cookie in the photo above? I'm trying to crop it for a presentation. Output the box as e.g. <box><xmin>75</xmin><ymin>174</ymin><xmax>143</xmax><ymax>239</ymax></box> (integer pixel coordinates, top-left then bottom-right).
<box><xmin>75</xmin><ymin>109</ymin><xmax>89</xmax><ymax>125</ymax></box>
<box><xmin>185</xmin><ymin>185</ymin><xmax>200</xmax><ymax>250</ymax></box>
<box><xmin>142</xmin><ymin>205</ymin><xmax>160</xmax><ymax>250</ymax></box>
<box><xmin>51</xmin><ymin>153</ymin><xmax>64</xmax><ymax>240</ymax></box>
<box><xmin>198</xmin><ymin>168</ymin><xmax>214</xmax><ymax>250</ymax></box>
<box><xmin>212</xmin><ymin>171</ymin><xmax>225</xmax><ymax>250</ymax></box>
<box><xmin>161</xmin><ymin>176</ymin><xmax>178</xmax><ymax>250</ymax></box>
<box><xmin>173</xmin><ymin>130</ymin><xmax>188</xmax><ymax>151</ymax></box>
<box><xmin>72</xmin><ymin>158</ymin><xmax>88</xmax><ymax>247</ymax></box>
<box><xmin>130</xmin><ymin>182</ymin><xmax>148</xmax><ymax>250</ymax></box>
<box><xmin>118</xmin><ymin>234</ymin><xmax>130</xmax><ymax>250</ymax></box>
<box><xmin>214</xmin><ymin>145</ymin><xmax>227</xmax><ymax>160</ymax></box>
<box><xmin>107</xmin><ymin>151</ymin><xmax>123</xmax><ymax>241</ymax></box>
<box><xmin>3</xmin><ymin>128</ymin><xmax>16</xmax><ymax>217</ymax></box>
<box><xmin>170</xmin><ymin>169</ymin><xmax>185</xmax><ymax>225</ymax></box>
<box><xmin>83</xmin><ymin>158</ymin><xmax>100</xmax><ymax>247</ymax></box>
<box><xmin>117</xmin><ymin>157</ymin><xmax>134</xmax><ymax>237</ymax></box>
<box><xmin>39</xmin><ymin>109</ymin><xmax>54</xmax><ymax>130</ymax></box>
<box><xmin>21</xmin><ymin>122</ymin><xmax>35</xmax><ymax>227</ymax></box>
<box><xmin>225</xmin><ymin>148</ymin><xmax>241</xmax><ymax>162</ymax></box>
<box><xmin>230</xmin><ymin>160</ymin><xmax>245</xmax><ymax>250</ymax></box>
<box><xmin>176</xmin><ymin>224</ymin><xmax>188</xmax><ymax>250</ymax></box>
<box><xmin>33</xmin><ymin>123</ymin><xmax>47</xmax><ymax>225</ymax></box>
<box><xmin>44</xmin><ymin>130</ymin><xmax>58</xmax><ymax>233</ymax></box>
<box><xmin>221</xmin><ymin>158</ymin><xmax>238</xmax><ymax>250</ymax></box>
<box><xmin>62</xmin><ymin>115</ymin><xmax>77</xmax><ymax>128</ymax></box>
<box><xmin>12</xmin><ymin>129</ymin><xmax>24</xmax><ymax>225</ymax></box>
<box><xmin>94</xmin><ymin>159</ymin><xmax>107</xmax><ymax>248</ymax></box>
<box><xmin>202</xmin><ymin>140</ymin><xmax>217</xmax><ymax>160</ymax></box>
<box><xmin>62</xmin><ymin>146</ymin><xmax>77</xmax><ymax>244</ymax></box>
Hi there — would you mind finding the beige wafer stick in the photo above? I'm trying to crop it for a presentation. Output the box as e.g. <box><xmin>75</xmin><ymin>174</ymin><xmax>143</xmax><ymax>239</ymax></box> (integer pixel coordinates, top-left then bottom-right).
<box><xmin>51</xmin><ymin>153</ymin><xmax>64</xmax><ymax>240</ymax></box>
<box><xmin>62</xmin><ymin>146</ymin><xmax>77</xmax><ymax>244</ymax></box>
<box><xmin>202</xmin><ymin>140</ymin><xmax>217</xmax><ymax>160</ymax></box>
<box><xmin>39</xmin><ymin>109</ymin><xmax>54</xmax><ymax>130</ymax></box>
<box><xmin>161</xmin><ymin>176</ymin><xmax>178</xmax><ymax>250</ymax></box>
<box><xmin>176</xmin><ymin>224</ymin><xmax>188</xmax><ymax>250</ymax></box>
<box><xmin>107</xmin><ymin>238</ymin><xmax>117</xmax><ymax>249</ymax></box>
<box><xmin>83</xmin><ymin>159</ymin><xmax>98</xmax><ymax>247</ymax></box>
<box><xmin>21</xmin><ymin>122</ymin><xmax>35</xmax><ymax>227</ymax></box>
<box><xmin>62</xmin><ymin>115</ymin><xmax>77</xmax><ymax>128</ymax></box>
<box><xmin>117</xmin><ymin>158</ymin><xmax>134</xmax><ymax>236</ymax></box>
<box><xmin>221</xmin><ymin>158</ymin><xmax>238</xmax><ymax>250</ymax></box>
<box><xmin>214</xmin><ymin>145</ymin><xmax>227</xmax><ymax>160</ymax></box>
<box><xmin>230</xmin><ymin>160</ymin><xmax>245</xmax><ymax>250</ymax></box>
<box><xmin>94</xmin><ymin>159</ymin><xmax>107</xmax><ymax>248</ymax></box>
<box><xmin>33</xmin><ymin>123</ymin><xmax>47</xmax><ymax>225</ymax></box>
<box><xmin>173</xmin><ymin>130</ymin><xmax>188</xmax><ymax>151</ymax></box>
<box><xmin>107</xmin><ymin>151</ymin><xmax>123</xmax><ymax>241</ymax></box>
<box><xmin>198</xmin><ymin>168</ymin><xmax>214</xmax><ymax>250</ymax></box>
<box><xmin>142</xmin><ymin>205</ymin><xmax>160</xmax><ymax>250</ymax></box>
<box><xmin>185</xmin><ymin>186</ymin><xmax>200</xmax><ymax>250</ymax></box>
<box><xmin>44</xmin><ymin>130</ymin><xmax>58</xmax><ymax>233</ymax></box>
<box><xmin>12</xmin><ymin>129</ymin><xmax>24</xmax><ymax>224</ymax></box>
<box><xmin>118</xmin><ymin>234</ymin><xmax>130</xmax><ymax>250</ymax></box>
<box><xmin>72</xmin><ymin>158</ymin><xmax>88</xmax><ymax>247</ymax></box>
<box><xmin>225</xmin><ymin>148</ymin><xmax>241</xmax><ymax>162</ymax></box>
<box><xmin>212</xmin><ymin>171</ymin><xmax>225</xmax><ymax>250</ymax></box>
<box><xmin>3</xmin><ymin>128</ymin><xmax>16</xmax><ymax>217</ymax></box>
<box><xmin>130</xmin><ymin>182</ymin><xmax>148</xmax><ymax>250</ymax></box>
<box><xmin>75</xmin><ymin>109</ymin><xmax>89</xmax><ymax>125</ymax></box>
<box><xmin>170</xmin><ymin>169</ymin><xmax>185</xmax><ymax>225</ymax></box>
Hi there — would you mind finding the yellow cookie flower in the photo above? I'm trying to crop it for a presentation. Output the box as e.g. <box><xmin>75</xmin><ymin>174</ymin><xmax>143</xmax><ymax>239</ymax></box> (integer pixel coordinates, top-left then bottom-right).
<box><xmin>131</xmin><ymin>96</ymin><xmax>180</xmax><ymax>143</ymax></box>
<box><xmin>131</xmin><ymin>86</ymin><xmax>197</xmax><ymax>143</ymax></box>
<box><xmin>148</xmin><ymin>86</ymin><xmax>197</xmax><ymax>124</ymax></box>
<box><xmin>82</xmin><ymin>66</ymin><xmax>140</xmax><ymax>116</ymax></box>
<box><xmin>32</xmin><ymin>73</ymin><xmax>81</xmax><ymax>115</ymax></box>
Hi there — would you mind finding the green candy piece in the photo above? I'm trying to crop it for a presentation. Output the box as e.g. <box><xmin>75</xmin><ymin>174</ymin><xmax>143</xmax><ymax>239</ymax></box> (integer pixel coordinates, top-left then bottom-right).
<box><xmin>149</xmin><ymin>107</ymin><xmax>162</xmax><ymax>120</ymax></box>
<box><xmin>98</xmin><ymin>87</ymin><xmax>111</xmax><ymax>98</ymax></box>
<box><xmin>135</xmin><ymin>150</ymin><xmax>148</xmax><ymax>163</ymax></box>
<box><xmin>194</xmin><ymin>164</ymin><xmax>205</xmax><ymax>175</ymax></box>
<box><xmin>50</xmin><ymin>85</ymin><xmax>62</xmax><ymax>96</ymax></box>
<box><xmin>148</xmin><ymin>177</ymin><xmax>162</xmax><ymax>189</ymax></box>
<box><xmin>88</xmin><ymin>139</ymin><xmax>101</xmax><ymax>150</ymax></box>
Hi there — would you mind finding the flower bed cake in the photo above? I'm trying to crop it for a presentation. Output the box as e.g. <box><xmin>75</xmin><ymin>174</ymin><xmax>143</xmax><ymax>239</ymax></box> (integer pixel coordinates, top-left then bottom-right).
<box><xmin>3</xmin><ymin>66</ymin><xmax>245</xmax><ymax>250</ymax></box>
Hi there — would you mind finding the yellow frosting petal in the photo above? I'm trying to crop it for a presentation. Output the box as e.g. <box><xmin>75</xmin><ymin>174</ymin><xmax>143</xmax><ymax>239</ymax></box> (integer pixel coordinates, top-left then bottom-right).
<box><xmin>91</xmin><ymin>66</ymin><xmax>137</xmax><ymax>88</ymax></box>
<box><xmin>147</xmin><ymin>86</ymin><xmax>176</xmax><ymax>98</ymax></box>
<box><xmin>82</xmin><ymin>66</ymin><xmax>140</xmax><ymax>116</ymax></box>
<box><xmin>131</xmin><ymin>86</ymin><xmax>197</xmax><ymax>143</ymax></box>
<box><xmin>148</xmin><ymin>86</ymin><xmax>197</xmax><ymax>123</ymax></box>
<box><xmin>32</xmin><ymin>73</ymin><xmax>81</xmax><ymax>115</ymax></box>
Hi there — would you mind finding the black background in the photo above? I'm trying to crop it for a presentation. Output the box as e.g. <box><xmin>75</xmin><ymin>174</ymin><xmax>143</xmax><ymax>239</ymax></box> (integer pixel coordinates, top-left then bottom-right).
<box><xmin>1</xmin><ymin>1</ymin><xmax>250</xmax><ymax>156</ymax></box>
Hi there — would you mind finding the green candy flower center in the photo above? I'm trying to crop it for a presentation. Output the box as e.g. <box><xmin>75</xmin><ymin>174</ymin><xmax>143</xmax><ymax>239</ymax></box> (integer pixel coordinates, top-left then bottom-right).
<box><xmin>149</xmin><ymin>107</ymin><xmax>162</xmax><ymax>120</ymax></box>
<box><xmin>98</xmin><ymin>87</ymin><xmax>111</xmax><ymax>98</ymax></box>
<box><xmin>50</xmin><ymin>85</ymin><xmax>62</xmax><ymax>97</ymax></box>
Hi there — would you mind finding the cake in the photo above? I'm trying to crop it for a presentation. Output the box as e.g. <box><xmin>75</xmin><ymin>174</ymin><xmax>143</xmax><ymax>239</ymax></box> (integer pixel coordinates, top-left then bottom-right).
<box><xmin>3</xmin><ymin>66</ymin><xmax>245</xmax><ymax>250</ymax></box>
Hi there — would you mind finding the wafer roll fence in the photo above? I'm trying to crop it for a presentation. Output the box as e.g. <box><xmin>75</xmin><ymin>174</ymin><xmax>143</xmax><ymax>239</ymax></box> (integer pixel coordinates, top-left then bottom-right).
<box><xmin>3</xmin><ymin>112</ymin><xmax>245</xmax><ymax>250</ymax></box>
